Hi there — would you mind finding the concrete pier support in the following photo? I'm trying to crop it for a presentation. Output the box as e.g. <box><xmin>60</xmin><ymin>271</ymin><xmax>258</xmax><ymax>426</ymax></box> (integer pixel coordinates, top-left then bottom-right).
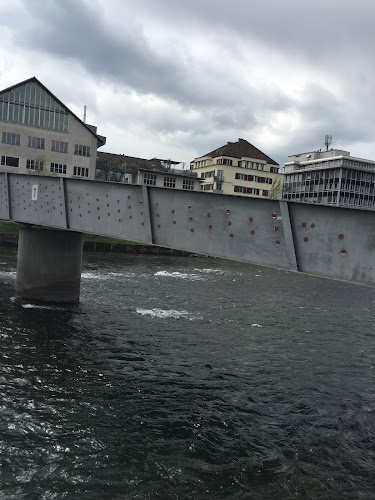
<box><xmin>15</xmin><ymin>226</ymin><xmax>84</xmax><ymax>304</ymax></box>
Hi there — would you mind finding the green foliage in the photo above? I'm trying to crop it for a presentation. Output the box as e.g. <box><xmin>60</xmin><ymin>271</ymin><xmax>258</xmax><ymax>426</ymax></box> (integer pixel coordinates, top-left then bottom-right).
<box><xmin>0</xmin><ymin>221</ymin><xmax>19</xmax><ymax>234</ymax></box>
<box><xmin>269</xmin><ymin>179</ymin><xmax>283</xmax><ymax>199</ymax></box>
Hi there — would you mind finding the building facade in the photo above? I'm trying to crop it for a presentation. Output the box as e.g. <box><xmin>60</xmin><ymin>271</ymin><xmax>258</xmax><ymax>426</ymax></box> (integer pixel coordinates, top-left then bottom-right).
<box><xmin>0</xmin><ymin>77</ymin><xmax>106</xmax><ymax>180</ymax></box>
<box><xmin>282</xmin><ymin>149</ymin><xmax>375</xmax><ymax>209</ymax></box>
<box><xmin>190</xmin><ymin>138</ymin><xmax>282</xmax><ymax>198</ymax></box>
<box><xmin>96</xmin><ymin>152</ymin><xmax>201</xmax><ymax>191</ymax></box>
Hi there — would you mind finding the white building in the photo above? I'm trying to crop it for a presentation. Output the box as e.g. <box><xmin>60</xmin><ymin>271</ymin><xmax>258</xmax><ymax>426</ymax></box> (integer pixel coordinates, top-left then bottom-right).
<box><xmin>282</xmin><ymin>148</ymin><xmax>375</xmax><ymax>209</ymax></box>
<box><xmin>0</xmin><ymin>77</ymin><xmax>106</xmax><ymax>180</ymax></box>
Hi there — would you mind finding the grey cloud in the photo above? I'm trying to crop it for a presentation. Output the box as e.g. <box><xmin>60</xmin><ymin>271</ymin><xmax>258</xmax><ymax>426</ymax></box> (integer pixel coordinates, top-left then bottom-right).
<box><xmin>13</xmin><ymin>0</ymin><xmax>260</xmax><ymax>111</ymax></box>
<box><xmin>2</xmin><ymin>0</ymin><xmax>373</xmax><ymax>164</ymax></box>
<box><xmin>134</xmin><ymin>0</ymin><xmax>375</xmax><ymax>68</ymax></box>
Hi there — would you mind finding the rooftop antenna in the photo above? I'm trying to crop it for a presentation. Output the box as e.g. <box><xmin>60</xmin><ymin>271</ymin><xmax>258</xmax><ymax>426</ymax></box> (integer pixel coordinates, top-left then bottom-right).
<box><xmin>83</xmin><ymin>105</ymin><xmax>87</xmax><ymax>124</ymax></box>
<box><xmin>324</xmin><ymin>134</ymin><xmax>332</xmax><ymax>151</ymax></box>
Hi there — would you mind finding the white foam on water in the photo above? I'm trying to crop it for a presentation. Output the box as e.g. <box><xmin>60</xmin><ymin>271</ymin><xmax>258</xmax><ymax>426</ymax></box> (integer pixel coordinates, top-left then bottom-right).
<box><xmin>81</xmin><ymin>272</ymin><xmax>106</xmax><ymax>280</ymax></box>
<box><xmin>0</xmin><ymin>271</ymin><xmax>16</xmax><ymax>278</ymax></box>
<box><xmin>82</xmin><ymin>271</ymin><xmax>135</xmax><ymax>280</ymax></box>
<box><xmin>252</xmin><ymin>323</ymin><xmax>263</xmax><ymax>328</ymax></box>
<box><xmin>195</xmin><ymin>268</ymin><xmax>225</xmax><ymax>274</ymax></box>
<box><xmin>135</xmin><ymin>307</ymin><xmax>201</xmax><ymax>320</ymax></box>
<box><xmin>21</xmin><ymin>304</ymin><xmax>65</xmax><ymax>310</ymax></box>
<box><xmin>154</xmin><ymin>270</ymin><xmax>205</xmax><ymax>281</ymax></box>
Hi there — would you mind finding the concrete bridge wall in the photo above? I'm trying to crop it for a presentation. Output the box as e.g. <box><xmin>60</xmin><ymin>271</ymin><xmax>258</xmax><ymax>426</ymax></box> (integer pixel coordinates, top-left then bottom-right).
<box><xmin>1</xmin><ymin>172</ymin><xmax>374</xmax><ymax>286</ymax></box>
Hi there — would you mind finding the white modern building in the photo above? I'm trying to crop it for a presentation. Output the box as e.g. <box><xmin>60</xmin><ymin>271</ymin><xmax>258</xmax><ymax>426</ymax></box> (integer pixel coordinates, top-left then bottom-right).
<box><xmin>0</xmin><ymin>77</ymin><xmax>106</xmax><ymax>180</ymax></box>
<box><xmin>282</xmin><ymin>148</ymin><xmax>375</xmax><ymax>209</ymax></box>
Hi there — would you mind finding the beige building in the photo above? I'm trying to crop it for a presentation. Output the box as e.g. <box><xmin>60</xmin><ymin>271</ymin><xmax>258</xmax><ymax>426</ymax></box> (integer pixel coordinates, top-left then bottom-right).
<box><xmin>190</xmin><ymin>138</ymin><xmax>282</xmax><ymax>198</ymax></box>
<box><xmin>96</xmin><ymin>151</ymin><xmax>201</xmax><ymax>191</ymax></box>
<box><xmin>0</xmin><ymin>77</ymin><xmax>106</xmax><ymax>180</ymax></box>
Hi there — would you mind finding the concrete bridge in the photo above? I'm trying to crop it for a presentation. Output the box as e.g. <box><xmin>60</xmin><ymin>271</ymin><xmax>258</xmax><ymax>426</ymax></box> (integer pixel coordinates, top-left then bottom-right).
<box><xmin>1</xmin><ymin>172</ymin><xmax>375</xmax><ymax>303</ymax></box>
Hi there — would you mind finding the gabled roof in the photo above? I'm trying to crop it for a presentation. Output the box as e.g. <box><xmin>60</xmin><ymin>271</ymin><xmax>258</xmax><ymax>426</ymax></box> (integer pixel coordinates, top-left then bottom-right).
<box><xmin>200</xmin><ymin>138</ymin><xmax>279</xmax><ymax>165</ymax></box>
<box><xmin>0</xmin><ymin>76</ymin><xmax>106</xmax><ymax>147</ymax></box>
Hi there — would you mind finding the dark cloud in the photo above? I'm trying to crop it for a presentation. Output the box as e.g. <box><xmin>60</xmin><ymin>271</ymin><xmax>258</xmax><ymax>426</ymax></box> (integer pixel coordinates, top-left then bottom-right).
<box><xmin>1</xmin><ymin>0</ymin><xmax>373</xmax><ymax>165</ymax></box>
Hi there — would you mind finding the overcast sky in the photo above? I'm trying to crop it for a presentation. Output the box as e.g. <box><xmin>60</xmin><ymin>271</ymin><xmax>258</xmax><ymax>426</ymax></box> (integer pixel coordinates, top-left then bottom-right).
<box><xmin>0</xmin><ymin>0</ymin><xmax>374</xmax><ymax>167</ymax></box>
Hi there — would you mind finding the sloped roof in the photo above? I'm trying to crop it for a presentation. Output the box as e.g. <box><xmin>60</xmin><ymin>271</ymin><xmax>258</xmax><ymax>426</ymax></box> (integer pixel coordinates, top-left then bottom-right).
<box><xmin>97</xmin><ymin>151</ymin><xmax>151</xmax><ymax>167</ymax></box>
<box><xmin>96</xmin><ymin>151</ymin><xmax>198</xmax><ymax>179</ymax></box>
<box><xmin>0</xmin><ymin>76</ymin><xmax>106</xmax><ymax>147</ymax></box>
<box><xmin>201</xmin><ymin>138</ymin><xmax>279</xmax><ymax>165</ymax></box>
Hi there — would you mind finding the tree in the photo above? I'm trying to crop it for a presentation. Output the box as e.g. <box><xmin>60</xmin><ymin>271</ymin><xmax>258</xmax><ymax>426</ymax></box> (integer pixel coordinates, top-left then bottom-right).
<box><xmin>268</xmin><ymin>179</ymin><xmax>283</xmax><ymax>199</ymax></box>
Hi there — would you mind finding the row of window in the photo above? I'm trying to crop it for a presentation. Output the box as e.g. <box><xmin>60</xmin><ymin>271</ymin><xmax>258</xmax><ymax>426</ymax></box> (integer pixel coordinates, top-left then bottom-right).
<box><xmin>0</xmin><ymin>101</ymin><xmax>69</xmax><ymax>132</ymax></box>
<box><xmin>193</xmin><ymin>160</ymin><xmax>279</xmax><ymax>173</ymax></box>
<box><xmin>238</xmin><ymin>160</ymin><xmax>264</xmax><ymax>170</ymax></box>
<box><xmin>234</xmin><ymin>186</ymin><xmax>268</xmax><ymax>196</ymax></box>
<box><xmin>0</xmin><ymin>81</ymin><xmax>69</xmax><ymax>132</ymax></box>
<box><xmin>1</xmin><ymin>154</ymin><xmax>89</xmax><ymax>177</ymax></box>
<box><xmin>235</xmin><ymin>173</ymin><xmax>273</xmax><ymax>184</ymax></box>
<box><xmin>198</xmin><ymin>183</ymin><xmax>269</xmax><ymax>195</ymax></box>
<box><xmin>1</xmin><ymin>132</ymin><xmax>90</xmax><ymax>156</ymax></box>
<box><xmin>217</xmin><ymin>158</ymin><xmax>233</xmax><ymax>166</ymax></box>
<box><xmin>201</xmin><ymin>170</ymin><xmax>278</xmax><ymax>181</ymax></box>
<box><xmin>143</xmin><ymin>173</ymin><xmax>195</xmax><ymax>190</ymax></box>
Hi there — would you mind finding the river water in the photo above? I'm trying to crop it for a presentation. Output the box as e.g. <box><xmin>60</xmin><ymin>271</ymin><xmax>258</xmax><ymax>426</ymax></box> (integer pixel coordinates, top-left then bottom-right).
<box><xmin>1</xmin><ymin>247</ymin><xmax>375</xmax><ymax>499</ymax></box>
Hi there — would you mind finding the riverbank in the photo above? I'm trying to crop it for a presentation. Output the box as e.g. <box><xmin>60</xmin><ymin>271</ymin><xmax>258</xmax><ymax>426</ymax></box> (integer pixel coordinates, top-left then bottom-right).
<box><xmin>0</xmin><ymin>222</ymin><xmax>195</xmax><ymax>256</ymax></box>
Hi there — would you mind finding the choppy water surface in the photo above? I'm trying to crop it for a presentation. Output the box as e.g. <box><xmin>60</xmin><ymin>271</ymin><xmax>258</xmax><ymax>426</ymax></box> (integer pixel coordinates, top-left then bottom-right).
<box><xmin>1</xmin><ymin>248</ymin><xmax>375</xmax><ymax>499</ymax></box>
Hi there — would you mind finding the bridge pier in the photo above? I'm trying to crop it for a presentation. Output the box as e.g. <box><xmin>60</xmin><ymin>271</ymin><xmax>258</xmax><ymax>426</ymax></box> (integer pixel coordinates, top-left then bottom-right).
<box><xmin>15</xmin><ymin>226</ymin><xmax>84</xmax><ymax>304</ymax></box>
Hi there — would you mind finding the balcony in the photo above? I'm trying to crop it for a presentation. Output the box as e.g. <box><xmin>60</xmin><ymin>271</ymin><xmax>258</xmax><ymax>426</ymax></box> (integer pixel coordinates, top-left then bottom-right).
<box><xmin>214</xmin><ymin>175</ymin><xmax>224</xmax><ymax>182</ymax></box>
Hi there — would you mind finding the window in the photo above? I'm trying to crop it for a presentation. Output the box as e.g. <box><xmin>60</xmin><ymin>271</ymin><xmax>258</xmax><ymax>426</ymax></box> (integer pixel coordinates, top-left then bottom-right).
<box><xmin>74</xmin><ymin>144</ymin><xmax>90</xmax><ymax>156</ymax></box>
<box><xmin>144</xmin><ymin>173</ymin><xmax>156</xmax><ymax>185</ymax></box>
<box><xmin>236</xmin><ymin>173</ymin><xmax>246</xmax><ymax>180</ymax></box>
<box><xmin>50</xmin><ymin>162</ymin><xmax>67</xmax><ymax>174</ymax></box>
<box><xmin>201</xmin><ymin>170</ymin><xmax>215</xmax><ymax>179</ymax></box>
<box><xmin>27</xmin><ymin>136</ymin><xmax>45</xmax><ymax>149</ymax></box>
<box><xmin>216</xmin><ymin>170</ymin><xmax>224</xmax><ymax>181</ymax></box>
<box><xmin>183</xmin><ymin>179</ymin><xmax>194</xmax><ymax>190</ymax></box>
<box><xmin>1</xmin><ymin>155</ymin><xmax>19</xmax><ymax>167</ymax></box>
<box><xmin>164</xmin><ymin>176</ymin><xmax>176</xmax><ymax>188</ymax></box>
<box><xmin>201</xmin><ymin>183</ymin><xmax>213</xmax><ymax>191</ymax></box>
<box><xmin>263</xmin><ymin>190</ymin><xmax>268</xmax><ymax>196</ymax></box>
<box><xmin>26</xmin><ymin>158</ymin><xmax>44</xmax><ymax>170</ymax></box>
<box><xmin>217</xmin><ymin>158</ymin><xmax>233</xmax><ymax>165</ymax></box>
<box><xmin>73</xmin><ymin>166</ymin><xmax>89</xmax><ymax>178</ymax></box>
<box><xmin>0</xmin><ymin>81</ymin><xmax>69</xmax><ymax>132</ymax></box>
<box><xmin>51</xmin><ymin>140</ymin><xmax>68</xmax><ymax>153</ymax></box>
<box><xmin>2</xmin><ymin>132</ymin><xmax>20</xmax><ymax>145</ymax></box>
<box><xmin>270</xmin><ymin>166</ymin><xmax>279</xmax><ymax>173</ymax></box>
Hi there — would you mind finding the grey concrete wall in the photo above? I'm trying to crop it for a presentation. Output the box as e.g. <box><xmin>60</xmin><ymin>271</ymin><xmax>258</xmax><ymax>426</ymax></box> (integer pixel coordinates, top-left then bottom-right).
<box><xmin>288</xmin><ymin>203</ymin><xmax>375</xmax><ymax>283</ymax></box>
<box><xmin>1</xmin><ymin>172</ymin><xmax>375</xmax><ymax>285</ymax></box>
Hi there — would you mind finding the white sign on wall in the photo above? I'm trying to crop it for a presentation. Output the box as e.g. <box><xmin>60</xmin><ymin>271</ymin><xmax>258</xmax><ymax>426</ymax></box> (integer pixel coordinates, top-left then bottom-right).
<box><xmin>32</xmin><ymin>185</ymin><xmax>38</xmax><ymax>201</ymax></box>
